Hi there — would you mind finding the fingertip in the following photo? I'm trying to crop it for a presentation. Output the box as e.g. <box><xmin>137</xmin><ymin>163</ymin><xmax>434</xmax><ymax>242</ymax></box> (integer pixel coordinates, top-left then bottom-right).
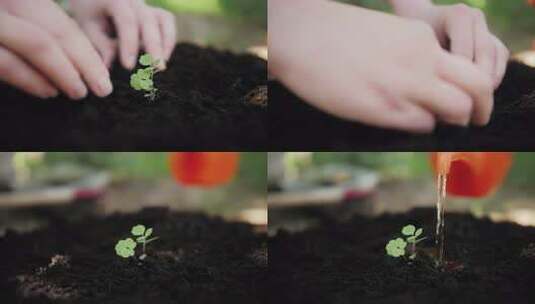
<box><xmin>44</xmin><ymin>87</ymin><xmax>59</xmax><ymax>99</ymax></box>
<box><xmin>128</xmin><ymin>54</ymin><xmax>138</xmax><ymax>69</ymax></box>
<box><xmin>96</xmin><ymin>77</ymin><xmax>114</xmax><ymax>97</ymax></box>
<box><xmin>122</xmin><ymin>53</ymin><xmax>137</xmax><ymax>70</ymax></box>
<box><xmin>70</xmin><ymin>82</ymin><xmax>88</xmax><ymax>100</ymax></box>
<box><xmin>395</xmin><ymin>108</ymin><xmax>436</xmax><ymax>134</ymax></box>
<box><xmin>413</xmin><ymin>116</ymin><xmax>436</xmax><ymax>134</ymax></box>
<box><xmin>156</xmin><ymin>58</ymin><xmax>166</xmax><ymax>71</ymax></box>
<box><xmin>472</xmin><ymin>95</ymin><xmax>494</xmax><ymax>126</ymax></box>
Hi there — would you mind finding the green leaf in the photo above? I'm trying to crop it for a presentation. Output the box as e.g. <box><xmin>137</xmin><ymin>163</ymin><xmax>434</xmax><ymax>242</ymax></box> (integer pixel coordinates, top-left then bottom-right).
<box><xmin>136</xmin><ymin>236</ymin><xmax>146</xmax><ymax>243</ymax></box>
<box><xmin>139</xmin><ymin>54</ymin><xmax>153</xmax><ymax>66</ymax></box>
<box><xmin>414</xmin><ymin>228</ymin><xmax>423</xmax><ymax>237</ymax></box>
<box><xmin>402</xmin><ymin>225</ymin><xmax>416</xmax><ymax>236</ymax></box>
<box><xmin>385</xmin><ymin>238</ymin><xmax>406</xmax><ymax>258</ymax></box>
<box><xmin>131</xmin><ymin>225</ymin><xmax>146</xmax><ymax>236</ymax></box>
<box><xmin>145</xmin><ymin>228</ymin><xmax>153</xmax><ymax>238</ymax></box>
<box><xmin>115</xmin><ymin>238</ymin><xmax>137</xmax><ymax>258</ymax></box>
<box><xmin>406</xmin><ymin>236</ymin><xmax>416</xmax><ymax>243</ymax></box>
<box><xmin>139</xmin><ymin>79</ymin><xmax>153</xmax><ymax>91</ymax></box>
<box><xmin>137</xmin><ymin>68</ymin><xmax>152</xmax><ymax>80</ymax></box>
<box><xmin>130</xmin><ymin>74</ymin><xmax>142</xmax><ymax>90</ymax></box>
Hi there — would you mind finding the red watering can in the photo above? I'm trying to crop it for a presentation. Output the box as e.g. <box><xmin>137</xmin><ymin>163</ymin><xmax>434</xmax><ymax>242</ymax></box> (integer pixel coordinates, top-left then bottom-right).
<box><xmin>169</xmin><ymin>152</ymin><xmax>239</xmax><ymax>187</ymax></box>
<box><xmin>430</xmin><ymin>152</ymin><xmax>513</xmax><ymax>197</ymax></box>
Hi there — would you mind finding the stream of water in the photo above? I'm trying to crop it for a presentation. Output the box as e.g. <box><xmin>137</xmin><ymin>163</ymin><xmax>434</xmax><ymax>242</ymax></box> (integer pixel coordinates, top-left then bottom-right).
<box><xmin>435</xmin><ymin>173</ymin><xmax>447</xmax><ymax>267</ymax></box>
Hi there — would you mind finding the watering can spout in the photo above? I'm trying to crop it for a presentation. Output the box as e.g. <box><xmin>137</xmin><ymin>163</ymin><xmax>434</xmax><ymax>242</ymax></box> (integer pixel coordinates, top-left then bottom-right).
<box><xmin>169</xmin><ymin>152</ymin><xmax>239</xmax><ymax>187</ymax></box>
<box><xmin>430</xmin><ymin>152</ymin><xmax>513</xmax><ymax>198</ymax></box>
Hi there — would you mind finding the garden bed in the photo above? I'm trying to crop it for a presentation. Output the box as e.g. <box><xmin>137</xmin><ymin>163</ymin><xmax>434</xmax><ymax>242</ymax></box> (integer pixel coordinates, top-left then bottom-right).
<box><xmin>268</xmin><ymin>208</ymin><xmax>535</xmax><ymax>304</ymax></box>
<box><xmin>270</xmin><ymin>61</ymin><xmax>535</xmax><ymax>150</ymax></box>
<box><xmin>0</xmin><ymin>44</ymin><xmax>267</xmax><ymax>150</ymax></box>
<box><xmin>0</xmin><ymin>207</ymin><xmax>267</xmax><ymax>304</ymax></box>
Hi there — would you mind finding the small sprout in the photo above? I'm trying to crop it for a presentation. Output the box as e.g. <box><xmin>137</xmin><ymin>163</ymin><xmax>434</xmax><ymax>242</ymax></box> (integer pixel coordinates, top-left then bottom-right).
<box><xmin>115</xmin><ymin>224</ymin><xmax>159</xmax><ymax>260</ymax></box>
<box><xmin>130</xmin><ymin>54</ymin><xmax>161</xmax><ymax>101</ymax></box>
<box><xmin>386</xmin><ymin>224</ymin><xmax>426</xmax><ymax>260</ymax></box>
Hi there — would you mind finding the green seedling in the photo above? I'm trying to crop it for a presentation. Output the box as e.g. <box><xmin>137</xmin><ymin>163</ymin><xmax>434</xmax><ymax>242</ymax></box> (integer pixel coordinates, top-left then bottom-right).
<box><xmin>115</xmin><ymin>224</ymin><xmax>159</xmax><ymax>260</ymax></box>
<box><xmin>130</xmin><ymin>54</ymin><xmax>161</xmax><ymax>101</ymax></box>
<box><xmin>385</xmin><ymin>224</ymin><xmax>426</xmax><ymax>260</ymax></box>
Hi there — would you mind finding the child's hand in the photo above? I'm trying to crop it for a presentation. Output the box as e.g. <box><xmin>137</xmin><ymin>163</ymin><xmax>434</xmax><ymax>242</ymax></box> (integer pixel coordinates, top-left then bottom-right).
<box><xmin>69</xmin><ymin>0</ymin><xmax>177</xmax><ymax>70</ymax></box>
<box><xmin>0</xmin><ymin>0</ymin><xmax>112</xmax><ymax>99</ymax></box>
<box><xmin>390</xmin><ymin>1</ymin><xmax>509</xmax><ymax>88</ymax></box>
<box><xmin>270</xmin><ymin>0</ymin><xmax>494</xmax><ymax>133</ymax></box>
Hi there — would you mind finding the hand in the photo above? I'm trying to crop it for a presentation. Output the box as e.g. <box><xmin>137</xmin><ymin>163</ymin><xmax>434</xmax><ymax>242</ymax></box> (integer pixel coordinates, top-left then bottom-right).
<box><xmin>69</xmin><ymin>0</ymin><xmax>177</xmax><ymax>70</ymax></box>
<box><xmin>0</xmin><ymin>0</ymin><xmax>112</xmax><ymax>99</ymax></box>
<box><xmin>269</xmin><ymin>0</ymin><xmax>494</xmax><ymax>133</ymax></box>
<box><xmin>391</xmin><ymin>2</ymin><xmax>509</xmax><ymax>88</ymax></box>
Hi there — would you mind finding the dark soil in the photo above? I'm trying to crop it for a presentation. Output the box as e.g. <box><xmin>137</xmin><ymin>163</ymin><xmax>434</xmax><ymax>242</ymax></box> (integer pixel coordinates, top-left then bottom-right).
<box><xmin>0</xmin><ymin>44</ymin><xmax>267</xmax><ymax>150</ymax></box>
<box><xmin>268</xmin><ymin>208</ymin><xmax>535</xmax><ymax>304</ymax></box>
<box><xmin>270</xmin><ymin>61</ymin><xmax>535</xmax><ymax>150</ymax></box>
<box><xmin>0</xmin><ymin>207</ymin><xmax>267</xmax><ymax>304</ymax></box>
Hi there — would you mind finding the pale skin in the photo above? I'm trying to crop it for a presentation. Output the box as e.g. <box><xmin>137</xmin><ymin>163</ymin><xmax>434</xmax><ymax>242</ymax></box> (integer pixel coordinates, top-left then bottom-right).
<box><xmin>389</xmin><ymin>0</ymin><xmax>509</xmax><ymax>89</ymax></box>
<box><xmin>0</xmin><ymin>0</ymin><xmax>176</xmax><ymax>100</ymax></box>
<box><xmin>269</xmin><ymin>0</ymin><xmax>509</xmax><ymax>133</ymax></box>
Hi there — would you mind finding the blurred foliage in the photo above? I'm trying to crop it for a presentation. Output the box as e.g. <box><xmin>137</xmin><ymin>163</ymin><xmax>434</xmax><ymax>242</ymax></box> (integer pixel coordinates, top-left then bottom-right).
<box><xmin>148</xmin><ymin>0</ymin><xmax>266</xmax><ymax>28</ymax></box>
<box><xmin>303</xmin><ymin>152</ymin><xmax>535</xmax><ymax>188</ymax></box>
<box><xmin>26</xmin><ymin>152</ymin><xmax>266</xmax><ymax>193</ymax></box>
<box><xmin>338</xmin><ymin>0</ymin><xmax>535</xmax><ymax>52</ymax></box>
<box><xmin>505</xmin><ymin>153</ymin><xmax>535</xmax><ymax>188</ymax></box>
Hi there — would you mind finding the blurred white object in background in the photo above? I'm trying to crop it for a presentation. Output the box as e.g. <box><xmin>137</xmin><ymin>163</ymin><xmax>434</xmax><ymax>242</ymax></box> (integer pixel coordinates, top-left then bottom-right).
<box><xmin>269</xmin><ymin>163</ymin><xmax>379</xmax><ymax>207</ymax></box>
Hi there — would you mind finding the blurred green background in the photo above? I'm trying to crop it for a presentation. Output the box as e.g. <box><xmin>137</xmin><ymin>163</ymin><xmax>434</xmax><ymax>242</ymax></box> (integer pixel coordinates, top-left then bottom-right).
<box><xmin>147</xmin><ymin>0</ymin><xmax>266</xmax><ymax>51</ymax></box>
<box><xmin>279</xmin><ymin>152</ymin><xmax>535</xmax><ymax>227</ymax></box>
<box><xmin>33</xmin><ymin>152</ymin><xmax>266</xmax><ymax>190</ymax></box>
<box><xmin>295</xmin><ymin>152</ymin><xmax>535</xmax><ymax>188</ymax></box>
<box><xmin>148</xmin><ymin>0</ymin><xmax>266</xmax><ymax>27</ymax></box>
<box><xmin>340</xmin><ymin>0</ymin><xmax>535</xmax><ymax>52</ymax></box>
<box><xmin>11</xmin><ymin>152</ymin><xmax>266</xmax><ymax>219</ymax></box>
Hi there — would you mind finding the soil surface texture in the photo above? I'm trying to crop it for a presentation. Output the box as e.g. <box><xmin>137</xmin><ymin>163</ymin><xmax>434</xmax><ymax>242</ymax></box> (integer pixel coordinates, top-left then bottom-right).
<box><xmin>270</xmin><ymin>61</ymin><xmax>535</xmax><ymax>150</ymax></box>
<box><xmin>268</xmin><ymin>208</ymin><xmax>535</xmax><ymax>304</ymax></box>
<box><xmin>0</xmin><ymin>44</ymin><xmax>267</xmax><ymax>150</ymax></box>
<box><xmin>0</xmin><ymin>208</ymin><xmax>267</xmax><ymax>304</ymax></box>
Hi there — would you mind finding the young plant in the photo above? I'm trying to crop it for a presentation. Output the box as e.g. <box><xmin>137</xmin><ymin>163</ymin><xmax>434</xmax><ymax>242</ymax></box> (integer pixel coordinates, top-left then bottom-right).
<box><xmin>130</xmin><ymin>54</ymin><xmax>160</xmax><ymax>101</ymax></box>
<box><xmin>115</xmin><ymin>224</ymin><xmax>159</xmax><ymax>260</ymax></box>
<box><xmin>385</xmin><ymin>224</ymin><xmax>426</xmax><ymax>260</ymax></box>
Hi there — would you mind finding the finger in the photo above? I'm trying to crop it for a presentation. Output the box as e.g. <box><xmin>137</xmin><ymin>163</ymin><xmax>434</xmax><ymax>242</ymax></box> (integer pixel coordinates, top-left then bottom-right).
<box><xmin>0</xmin><ymin>12</ymin><xmax>87</xmax><ymax>100</ymax></box>
<box><xmin>437</xmin><ymin>51</ymin><xmax>494</xmax><ymax>126</ymax></box>
<box><xmin>349</xmin><ymin>83</ymin><xmax>436</xmax><ymax>133</ymax></box>
<box><xmin>155</xmin><ymin>8</ymin><xmax>177</xmax><ymax>61</ymax></box>
<box><xmin>107</xmin><ymin>0</ymin><xmax>140</xmax><ymax>69</ymax></box>
<box><xmin>473</xmin><ymin>11</ymin><xmax>494</xmax><ymax>78</ymax></box>
<box><xmin>136</xmin><ymin>6</ymin><xmax>165</xmax><ymax>69</ymax></box>
<box><xmin>445</xmin><ymin>6</ymin><xmax>475</xmax><ymax>61</ymax></box>
<box><xmin>406</xmin><ymin>78</ymin><xmax>473</xmax><ymax>126</ymax></box>
<box><xmin>374</xmin><ymin>97</ymin><xmax>436</xmax><ymax>134</ymax></box>
<box><xmin>293</xmin><ymin>77</ymin><xmax>436</xmax><ymax>133</ymax></box>
<box><xmin>493</xmin><ymin>36</ymin><xmax>509</xmax><ymax>88</ymax></box>
<box><xmin>4</xmin><ymin>1</ymin><xmax>113</xmax><ymax>98</ymax></box>
<box><xmin>0</xmin><ymin>47</ymin><xmax>58</xmax><ymax>99</ymax></box>
<box><xmin>83</xmin><ymin>21</ymin><xmax>117</xmax><ymax>69</ymax></box>
<box><xmin>52</xmin><ymin>21</ymin><xmax>113</xmax><ymax>97</ymax></box>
